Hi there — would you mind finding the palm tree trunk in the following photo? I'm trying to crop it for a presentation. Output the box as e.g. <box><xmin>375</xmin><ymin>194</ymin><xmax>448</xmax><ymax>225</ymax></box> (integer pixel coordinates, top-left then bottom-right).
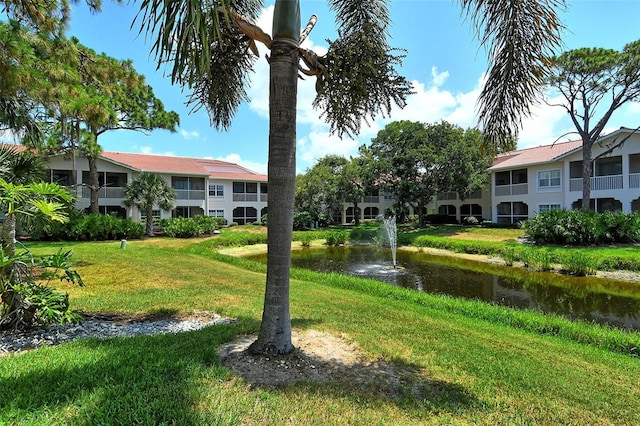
<box><xmin>248</xmin><ymin>35</ymin><xmax>299</xmax><ymax>355</ymax></box>
<box><xmin>1</xmin><ymin>213</ymin><xmax>17</xmax><ymax>284</ymax></box>
<box><xmin>146</xmin><ymin>206</ymin><xmax>154</xmax><ymax>236</ymax></box>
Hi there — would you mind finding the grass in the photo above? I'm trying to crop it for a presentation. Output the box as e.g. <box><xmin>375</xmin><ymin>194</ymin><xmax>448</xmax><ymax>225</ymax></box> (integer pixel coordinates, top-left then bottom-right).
<box><xmin>2</xmin><ymin>233</ymin><xmax>640</xmax><ymax>424</ymax></box>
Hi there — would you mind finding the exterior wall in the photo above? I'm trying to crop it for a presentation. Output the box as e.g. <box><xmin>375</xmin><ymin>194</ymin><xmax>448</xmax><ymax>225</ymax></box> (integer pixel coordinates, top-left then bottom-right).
<box><xmin>562</xmin><ymin>133</ymin><xmax>640</xmax><ymax>213</ymax></box>
<box><xmin>207</xmin><ymin>180</ymin><xmax>268</xmax><ymax>225</ymax></box>
<box><xmin>489</xmin><ymin>131</ymin><xmax>640</xmax><ymax>224</ymax></box>
<box><xmin>434</xmin><ymin>186</ymin><xmax>492</xmax><ymax>223</ymax></box>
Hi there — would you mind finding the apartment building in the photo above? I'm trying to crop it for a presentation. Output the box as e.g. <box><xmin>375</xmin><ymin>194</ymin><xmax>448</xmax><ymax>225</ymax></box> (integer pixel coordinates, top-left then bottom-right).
<box><xmin>434</xmin><ymin>127</ymin><xmax>640</xmax><ymax>224</ymax></box>
<box><xmin>45</xmin><ymin>151</ymin><xmax>268</xmax><ymax>225</ymax></box>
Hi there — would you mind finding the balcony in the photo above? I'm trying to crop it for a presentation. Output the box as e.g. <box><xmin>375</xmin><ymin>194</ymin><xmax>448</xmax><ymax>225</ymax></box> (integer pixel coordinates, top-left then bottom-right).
<box><xmin>570</xmin><ymin>175</ymin><xmax>623</xmax><ymax>192</ymax></box>
<box><xmin>630</xmin><ymin>173</ymin><xmax>640</xmax><ymax>189</ymax></box>
<box><xmin>81</xmin><ymin>187</ymin><xmax>125</xmax><ymax>199</ymax></box>
<box><xmin>174</xmin><ymin>189</ymin><xmax>206</xmax><ymax>200</ymax></box>
<box><xmin>233</xmin><ymin>193</ymin><xmax>258</xmax><ymax>202</ymax></box>
<box><xmin>363</xmin><ymin>195</ymin><xmax>380</xmax><ymax>203</ymax></box>
<box><xmin>494</xmin><ymin>183</ymin><xmax>528</xmax><ymax>197</ymax></box>
<box><xmin>437</xmin><ymin>192</ymin><xmax>457</xmax><ymax>201</ymax></box>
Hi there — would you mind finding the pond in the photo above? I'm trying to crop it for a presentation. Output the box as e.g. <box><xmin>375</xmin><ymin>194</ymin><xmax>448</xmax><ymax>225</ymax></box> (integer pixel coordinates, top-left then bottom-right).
<box><xmin>247</xmin><ymin>246</ymin><xmax>640</xmax><ymax>330</ymax></box>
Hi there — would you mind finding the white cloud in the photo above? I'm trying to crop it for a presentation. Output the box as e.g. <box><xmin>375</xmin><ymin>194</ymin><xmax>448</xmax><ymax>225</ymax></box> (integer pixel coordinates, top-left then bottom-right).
<box><xmin>180</xmin><ymin>129</ymin><xmax>200</xmax><ymax>140</ymax></box>
<box><xmin>137</xmin><ymin>146</ymin><xmax>176</xmax><ymax>156</ymax></box>
<box><xmin>216</xmin><ymin>153</ymin><xmax>268</xmax><ymax>175</ymax></box>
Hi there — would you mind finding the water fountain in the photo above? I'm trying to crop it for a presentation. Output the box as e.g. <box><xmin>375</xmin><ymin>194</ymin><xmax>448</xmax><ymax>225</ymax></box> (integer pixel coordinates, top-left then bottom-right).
<box><xmin>383</xmin><ymin>216</ymin><xmax>397</xmax><ymax>268</ymax></box>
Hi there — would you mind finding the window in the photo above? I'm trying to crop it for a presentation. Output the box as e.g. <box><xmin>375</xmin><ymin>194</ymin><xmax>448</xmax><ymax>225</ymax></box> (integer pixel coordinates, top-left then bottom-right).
<box><xmin>49</xmin><ymin>169</ymin><xmax>73</xmax><ymax>186</ymax></box>
<box><xmin>538</xmin><ymin>204</ymin><xmax>561</xmax><ymax>213</ymax></box>
<box><xmin>233</xmin><ymin>182</ymin><xmax>258</xmax><ymax>201</ymax></box>
<box><xmin>141</xmin><ymin>210</ymin><xmax>161</xmax><ymax>219</ymax></box>
<box><xmin>208</xmin><ymin>209</ymin><xmax>225</xmax><ymax>217</ymax></box>
<box><xmin>538</xmin><ymin>169</ymin><xmax>561</xmax><ymax>189</ymax></box>
<box><xmin>496</xmin><ymin>202</ymin><xmax>529</xmax><ymax>225</ymax></box>
<box><xmin>363</xmin><ymin>207</ymin><xmax>379</xmax><ymax>220</ymax></box>
<box><xmin>232</xmin><ymin>207</ymin><xmax>257</xmax><ymax>225</ymax></box>
<box><xmin>595</xmin><ymin>156</ymin><xmax>622</xmax><ymax>176</ymax></box>
<box><xmin>209</xmin><ymin>184</ymin><xmax>224</xmax><ymax>197</ymax></box>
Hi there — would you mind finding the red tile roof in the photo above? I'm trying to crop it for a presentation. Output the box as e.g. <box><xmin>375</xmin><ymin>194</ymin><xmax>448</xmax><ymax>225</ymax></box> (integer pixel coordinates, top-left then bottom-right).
<box><xmin>100</xmin><ymin>151</ymin><xmax>267</xmax><ymax>182</ymax></box>
<box><xmin>489</xmin><ymin>139</ymin><xmax>582</xmax><ymax>171</ymax></box>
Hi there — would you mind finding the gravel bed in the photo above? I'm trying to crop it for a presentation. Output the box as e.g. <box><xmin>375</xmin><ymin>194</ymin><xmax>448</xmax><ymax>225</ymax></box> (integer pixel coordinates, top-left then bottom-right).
<box><xmin>1</xmin><ymin>312</ymin><xmax>237</xmax><ymax>356</ymax></box>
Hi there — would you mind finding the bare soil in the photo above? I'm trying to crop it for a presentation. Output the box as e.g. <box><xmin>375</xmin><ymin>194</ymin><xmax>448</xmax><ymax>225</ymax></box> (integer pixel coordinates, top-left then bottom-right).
<box><xmin>217</xmin><ymin>329</ymin><xmax>429</xmax><ymax>398</ymax></box>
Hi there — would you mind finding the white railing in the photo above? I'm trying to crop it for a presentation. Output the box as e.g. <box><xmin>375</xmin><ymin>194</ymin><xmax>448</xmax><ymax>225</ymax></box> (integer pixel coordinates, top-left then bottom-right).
<box><xmin>570</xmin><ymin>175</ymin><xmax>623</xmax><ymax>192</ymax></box>
<box><xmin>363</xmin><ymin>196</ymin><xmax>380</xmax><ymax>203</ymax></box>
<box><xmin>494</xmin><ymin>183</ymin><xmax>528</xmax><ymax>196</ymax></box>
<box><xmin>81</xmin><ymin>187</ymin><xmax>125</xmax><ymax>199</ymax></box>
<box><xmin>174</xmin><ymin>189</ymin><xmax>206</xmax><ymax>200</ymax></box>
<box><xmin>233</xmin><ymin>193</ymin><xmax>258</xmax><ymax>202</ymax></box>
<box><xmin>630</xmin><ymin>173</ymin><xmax>640</xmax><ymax>189</ymax></box>
<box><xmin>260</xmin><ymin>194</ymin><xmax>268</xmax><ymax>202</ymax></box>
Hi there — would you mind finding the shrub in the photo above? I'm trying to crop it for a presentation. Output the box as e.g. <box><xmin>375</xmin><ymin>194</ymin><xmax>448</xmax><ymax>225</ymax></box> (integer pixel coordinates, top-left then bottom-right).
<box><xmin>523</xmin><ymin>210</ymin><xmax>640</xmax><ymax>246</ymax></box>
<box><xmin>299</xmin><ymin>233</ymin><xmax>314</xmax><ymax>247</ymax></box>
<box><xmin>293</xmin><ymin>211</ymin><xmax>313</xmax><ymax>230</ymax></box>
<box><xmin>192</xmin><ymin>215</ymin><xmax>224</xmax><ymax>234</ymax></box>
<box><xmin>162</xmin><ymin>217</ymin><xmax>202</xmax><ymax>238</ymax></box>
<box><xmin>325</xmin><ymin>231</ymin><xmax>349</xmax><ymax>246</ymax></box>
<box><xmin>31</xmin><ymin>212</ymin><xmax>144</xmax><ymax>241</ymax></box>
<box><xmin>560</xmin><ymin>251</ymin><xmax>597</xmax><ymax>276</ymax></box>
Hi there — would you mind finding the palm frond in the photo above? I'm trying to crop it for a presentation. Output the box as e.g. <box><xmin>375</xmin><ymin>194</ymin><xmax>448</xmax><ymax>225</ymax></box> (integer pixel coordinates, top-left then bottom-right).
<box><xmin>458</xmin><ymin>0</ymin><xmax>565</xmax><ymax>150</ymax></box>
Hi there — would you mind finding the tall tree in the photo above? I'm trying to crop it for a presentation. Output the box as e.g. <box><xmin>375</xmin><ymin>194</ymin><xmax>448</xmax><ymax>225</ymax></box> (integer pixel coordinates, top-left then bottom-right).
<box><xmin>37</xmin><ymin>40</ymin><xmax>180</xmax><ymax>213</ymax></box>
<box><xmin>546</xmin><ymin>40</ymin><xmax>640</xmax><ymax>209</ymax></box>
<box><xmin>296</xmin><ymin>155</ymin><xmax>349</xmax><ymax>223</ymax></box>
<box><xmin>363</xmin><ymin>120</ymin><xmax>436</xmax><ymax>225</ymax></box>
<box><xmin>123</xmin><ymin>172</ymin><xmax>176</xmax><ymax>236</ymax></box>
<box><xmin>136</xmin><ymin>0</ymin><xmax>564</xmax><ymax>355</ymax></box>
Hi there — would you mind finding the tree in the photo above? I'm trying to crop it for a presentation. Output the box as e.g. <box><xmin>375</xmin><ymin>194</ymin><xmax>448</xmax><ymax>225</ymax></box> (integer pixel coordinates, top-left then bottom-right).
<box><xmin>546</xmin><ymin>40</ymin><xmax>640</xmax><ymax>208</ymax></box>
<box><xmin>35</xmin><ymin>40</ymin><xmax>180</xmax><ymax>213</ymax></box>
<box><xmin>136</xmin><ymin>0</ymin><xmax>564</xmax><ymax>355</ymax></box>
<box><xmin>123</xmin><ymin>172</ymin><xmax>176</xmax><ymax>236</ymax></box>
<box><xmin>362</xmin><ymin>121</ymin><xmax>492</xmax><ymax>225</ymax></box>
<box><xmin>296</xmin><ymin>155</ymin><xmax>349</xmax><ymax>223</ymax></box>
<box><xmin>362</xmin><ymin>120</ymin><xmax>436</xmax><ymax>225</ymax></box>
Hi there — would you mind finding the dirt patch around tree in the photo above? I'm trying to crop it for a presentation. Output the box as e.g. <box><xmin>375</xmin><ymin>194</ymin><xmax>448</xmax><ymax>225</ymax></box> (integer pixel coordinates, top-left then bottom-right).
<box><xmin>217</xmin><ymin>329</ymin><xmax>433</xmax><ymax>399</ymax></box>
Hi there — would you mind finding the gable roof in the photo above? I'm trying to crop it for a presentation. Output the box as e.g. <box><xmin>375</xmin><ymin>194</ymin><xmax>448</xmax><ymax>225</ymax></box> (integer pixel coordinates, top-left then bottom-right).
<box><xmin>488</xmin><ymin>139</ymin><xmax>582</xmax><ymax>171</ymax></box>
<box><xmin>100</xmin><ymin>151</ymin><xmax>267</xmax><ymax>182</ymax></box>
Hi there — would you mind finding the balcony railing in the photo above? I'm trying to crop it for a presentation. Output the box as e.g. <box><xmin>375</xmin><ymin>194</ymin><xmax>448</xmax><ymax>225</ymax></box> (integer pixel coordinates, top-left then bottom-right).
<box><xmin>630</xmin><ymin>173</ymin><xmax>640</xmax><ymax>189</ymax></box>
<box><xmin>569</xmin><ymin>175</ymin><xmax>623</xmax><ymax>192</ymax></box>
<box><xmin>437</xmin><ymin>192</ymin><xmax>457</xmax><ymax>201</ymax></box>
<box><xmin>81</xmin><ymin>186</ymin><xmax>125</xmax><ymax>199</ymax></box>
<box><xmin>363</xmin><ymin>195</ymin><xmax>380</xmax><ymax>203</ymax></box>
<box><xmin>494</xmin><ymin>183</ymin><xmax>528</xmax><ymax>196</ymax></box>
<box><xmin>174</xmin><ymin>189</ymin><xmax>206</xmax><ymax>200</ymax></box>
<box><xmin>233</xmin><ymin>193</ymin><xmax>258</xmax><ymax>202</ymax></box>
<box><xmin>260</xmin><ymin>194</ymin><xmax>268</xmax><ymax>202</ymax></box>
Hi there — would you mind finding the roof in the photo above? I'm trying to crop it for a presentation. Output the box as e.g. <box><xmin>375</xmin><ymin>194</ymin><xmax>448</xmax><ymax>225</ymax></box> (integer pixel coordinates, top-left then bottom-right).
<box><xmin>488</xmin><ymin>139</ymin><xmax>582</xmax><ymax>171</ymax></box>
<box><xmin>100</xmin><ymin>152</ymin><xmax>267</xmax><ymax>182</ymax></box>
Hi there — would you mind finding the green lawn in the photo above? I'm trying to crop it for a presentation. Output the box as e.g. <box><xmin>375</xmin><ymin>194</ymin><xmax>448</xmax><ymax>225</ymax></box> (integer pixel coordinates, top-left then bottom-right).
<box><xmin>1</xmin><ymin>235</ymin><xmax>639</xmax><ymax>425</ymax></box>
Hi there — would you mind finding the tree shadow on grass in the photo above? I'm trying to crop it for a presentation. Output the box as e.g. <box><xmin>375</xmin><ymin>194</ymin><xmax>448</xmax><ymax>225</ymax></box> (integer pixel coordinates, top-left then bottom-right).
<box><xmin>1</xmin><ymin>319</ymin><xmax>478</xmax><ymax>423</ymax></box>
<box><xmin>218</xmin><ymin>328</ymin><xmax>479</xmax><ymax>416</ymax></box>
<box><xmin>0</xmin><ymin>318</ymin><xmax>260</xmax><ymax>425</ymax></box>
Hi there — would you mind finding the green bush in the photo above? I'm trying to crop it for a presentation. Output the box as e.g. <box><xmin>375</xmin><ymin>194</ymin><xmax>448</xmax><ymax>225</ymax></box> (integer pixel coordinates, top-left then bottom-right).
<box><xmin>299</xmin><ymin>233</ymin><xmax>314</xmax><ymax>247</ymax></box>
<box><xmin>162</xmin><ymin>217</ymin><xmax>202</xmax><ymax>238</ymax></box>
<box><xmin>31</xmin><ymin>212</ymin><xmax>144</xmax><ymax>241</ymax></box>
<box><xmin>192</xmin><ymin>215</ymin><xmax>225</xmax><ymax>234</ymax></box>
<box><xmin>523</xmin><ymin>210</ymin><xmax>640</xmax><ymax>245</ymax></box>
<box><xmin>325</xmin><ymin>231</ymin><xmax>349</xmax><ymax>246</ymax></box>
<box><xmin>560</xmin><ymin>251</ymin><xmax>597</xmax><ymax>276</ymax></box>
<box><xmin>293</xmin><ymin>211</ymin><xmax>313</xmax><ymax>230</ymax></box>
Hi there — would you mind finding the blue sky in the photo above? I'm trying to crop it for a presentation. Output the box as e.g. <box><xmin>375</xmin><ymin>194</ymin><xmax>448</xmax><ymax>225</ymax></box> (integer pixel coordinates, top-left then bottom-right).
<box><xmin>11</xmin><ymin>1</ymin><xmax>640</xmax><ymax>173</ymax></box>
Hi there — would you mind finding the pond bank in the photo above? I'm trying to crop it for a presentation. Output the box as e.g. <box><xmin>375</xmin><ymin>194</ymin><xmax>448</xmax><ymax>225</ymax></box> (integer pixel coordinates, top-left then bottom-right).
<box><xmin>218</xmin><ymin>242</ymin><xmax>640</xmax><ymax>284</ymax></box>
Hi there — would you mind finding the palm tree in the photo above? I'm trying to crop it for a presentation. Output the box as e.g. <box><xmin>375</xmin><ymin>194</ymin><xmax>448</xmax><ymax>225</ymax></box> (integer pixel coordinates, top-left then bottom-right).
<box><xmin>123</xmin><ymin>172</ymin><xmax>176</xmax><ymax>237</ymax></box>
<box><xmin>136</xmin><ymin>0</ymin><xmax>563</xmax><ymax>355</ymax></box>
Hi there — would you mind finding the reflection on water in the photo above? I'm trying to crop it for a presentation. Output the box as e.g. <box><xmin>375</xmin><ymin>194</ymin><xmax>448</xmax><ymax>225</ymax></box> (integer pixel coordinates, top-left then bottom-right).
<box><xmin>246</xmin><ymin>246</ymin><xmax>640</xmax><ymax>330</ymax></box>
